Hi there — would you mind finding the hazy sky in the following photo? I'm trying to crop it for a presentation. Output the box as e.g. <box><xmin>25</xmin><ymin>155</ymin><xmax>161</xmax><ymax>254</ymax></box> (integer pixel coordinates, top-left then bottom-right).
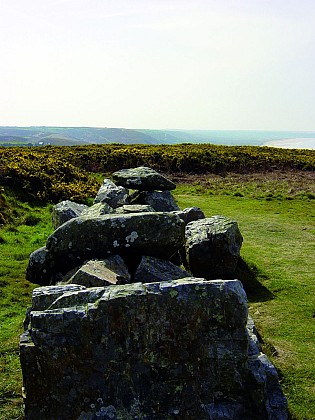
<box><xmin>1</xmin><ymin>0</ymin><xmax>315</xmax><ymax>130</ymax></box>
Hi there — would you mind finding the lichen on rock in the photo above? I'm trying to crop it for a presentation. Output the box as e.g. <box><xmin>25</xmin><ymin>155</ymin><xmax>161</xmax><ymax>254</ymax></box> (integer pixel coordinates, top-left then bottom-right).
<box><xmin>184</xmin><ymin>215</ymin><xmax>243</xmax><ymax>279</ymax></box>
<box><xmin>20</xmin><ymin>279</ymin><xmax>287</xmax><ymax>419</ymax></box>
<box><xmin>21</xmin><ymin>166</ymin><xmax>287</xmax><ymax>420</ymax></box>
<box><xmin>112</xmin><ymin>166</ymin><xmax>176</xmax><ymax>191</ymax></box>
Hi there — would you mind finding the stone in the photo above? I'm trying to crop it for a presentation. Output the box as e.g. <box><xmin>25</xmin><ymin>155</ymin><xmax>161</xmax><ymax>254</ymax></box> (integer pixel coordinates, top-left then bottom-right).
<box><xmin>51</xmin><ymin>200</ymin><xmax>88</xmax><ymax>229</ymax></box>
<box><xmin>22</xmin><ymin>284</ymin><xmax>88</xmax><ymax>332</ymax></box>
<box><xmin>26</xmin><ymin>246</ymin><xmax>56</xmax><ymax>285</ymax></box>
<box><xmin>31</xmin><ymin>284</ymin><xmax>86</xmax><ymax>311</ymax></box>
<box><xmin>134</xmin><ymin>255</ymin><xmax>190</xmax><ymax>283</ymax></box>
<box><xmin>172</xmin><ymin>206</ymin><xmax>205</xmax><ymax>225</ymax></box>
<box><xmin>246</xmin><ymin>318</ymin><xmax>288</xmax><ymax>420</ymax></box>
<box><xmin>130</xmin><ymin>190</ymin><xmax>180</xmax><ymax>212</ymax></box>
<box><xmin>22</xmin><ymin>167</ymin><xmax>287</xmax><ymax>420</ymax></box>
<box><xmin>247</xmin><ymin>354</ymin><xmax>288</xmax><ymax>420</ymax></box>
<box><xmin>114</xmin><ymin>204</ymin><xmax>154</xmax><ymax>214</ymax></box>
<box><xmin>45</xmin><ymin>287</ymin><xmax>106</xmax><ymax>310</ymax></box>
<box><xmin>20</xmin><ymin>278</ymin><xmax>287</xmax><ymax>419</ymax></box>
<box><xmin>67</xmin><ymin>256</ymin><xmax>131</xmax><ymax>287</ymax></box>
<box><xmin>81</xmin><ymin>202</ymin><xmax>113</xmax><ymax>217</ymax></box>
<box><xmin>94</xmin><ymin>178</ymin><xmax>129</xmax><ymax>209</ymax></box>
<box><xmin>45</xmin><ymin>212</ymin><xmax>185</xmax><ymax>274</ymax></box>
<box><xmin>112</xmin><ymin>166</ymin><xmax>176</xmax><ymax>191</ymax></box>
<box><xmin>247</xmin><ymin>315</ymin><xmax>262</xmax><ymax>357</ymax></box>
<box><xmin>59</xmin><ymin>266</ymin><xmax>81</xmax><ymax>284</ymax></box>
<box><xmin>184</xmin><ymin>215</ymin><xmax>243</xmax><ymax>279</ymax></box>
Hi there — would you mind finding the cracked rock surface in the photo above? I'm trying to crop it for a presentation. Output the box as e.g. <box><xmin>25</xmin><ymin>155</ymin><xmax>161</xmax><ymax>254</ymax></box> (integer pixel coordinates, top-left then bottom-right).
<box><xmin>21</xmin><ymin>279</ymin><xmax>287</xmax><ymax>420</ymax></box>
<box><xmin>21</xmin><ymin>166</ymin><xmax>287</xmax><ymax>420</ymax></box>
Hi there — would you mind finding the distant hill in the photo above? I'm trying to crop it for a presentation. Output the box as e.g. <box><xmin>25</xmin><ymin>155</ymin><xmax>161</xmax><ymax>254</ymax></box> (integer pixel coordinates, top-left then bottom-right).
<box><xmin>0</xmin><ymin>127</ymin><xmax>156</xmax><ymax>146</ymax></box>
<box><xmin>0</xmin><ymin>126</ymin><xmax>315</xmax><ymax>148</ymax></box>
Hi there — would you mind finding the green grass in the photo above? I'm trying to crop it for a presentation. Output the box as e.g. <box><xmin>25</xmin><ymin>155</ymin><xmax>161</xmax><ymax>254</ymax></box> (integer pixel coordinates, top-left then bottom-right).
<box><xmin>0</xmin><ymin>197</ymin><xmax>53</xmax><ymax>419</ymax></box>
<box><xmin>0</xmin><ymin>173</ymin><xmax>314</xmax><ymax>419</ymax></box>
<box><xmin>174</xmin><ymin>184</ymin><xmax>315</xmax><ymax>420</ymax></box>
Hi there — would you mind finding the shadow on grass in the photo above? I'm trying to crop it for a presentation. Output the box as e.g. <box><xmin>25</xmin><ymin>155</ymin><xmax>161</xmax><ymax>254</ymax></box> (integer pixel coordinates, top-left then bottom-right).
<box><xmin>235</xmin><ymin>258</ymin><xmax>274</xmax><ymax>302</ymax></box>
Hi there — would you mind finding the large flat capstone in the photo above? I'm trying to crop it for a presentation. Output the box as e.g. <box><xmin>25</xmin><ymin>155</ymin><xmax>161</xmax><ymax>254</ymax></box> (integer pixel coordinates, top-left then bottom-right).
<box><xmin>20</xmin><ymin>278</ymin><xmax>287</xmax><ymax>420</ymax></box>
<box><xmin>112</xmin><ymin>166</ymin><xmax>176</xmax><ymax>191</ymax></box>
<box><xmin>45</xmin><ymin>212</ymin><xmax>185</xmax><ymax>272</ymax></box>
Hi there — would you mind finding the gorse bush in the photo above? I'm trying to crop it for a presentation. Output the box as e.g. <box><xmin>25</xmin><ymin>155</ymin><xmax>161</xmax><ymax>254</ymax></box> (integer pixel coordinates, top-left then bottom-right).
<box><xmin>0</xmin><ymin>144</ymin><xmax>314</xmax><ymax>202</ymax></box>
<box><xmin>67</xmin><ymin>143</ymin><xmax>314</xmax><ymax>173</ymax></box>
<box><xmin>0</xmin><ymin>148</ymin><xmax>99</xmax><ymax>203</ymax></box>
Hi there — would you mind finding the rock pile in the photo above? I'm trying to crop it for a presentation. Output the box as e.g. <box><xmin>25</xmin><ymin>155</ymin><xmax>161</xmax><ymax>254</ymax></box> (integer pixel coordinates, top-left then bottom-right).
<box><xmin>21</xmin><ymin>166</ymin><xmax>287</xmax><ymax>419</ymax></box>
<box><xmin>26</xmin><ymin>166</ymin><xmax>243</xmax><ymax>286</ymax></box>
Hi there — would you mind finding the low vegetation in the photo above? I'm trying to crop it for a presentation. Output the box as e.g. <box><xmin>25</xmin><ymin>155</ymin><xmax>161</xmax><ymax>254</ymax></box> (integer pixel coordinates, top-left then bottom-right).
<box><xmin>0</xmin><ymin>196</ymin><xmax>52</xmax><ymax>419</ymax></box>
<box><xmin>0</xmin><ymin>144</ymin><xmax>314</xmax><ymax>419</ymax></box>
<box><xmin>1</xmin><ymin>144</ymin><xmax>314</xmax><ymax>203</ymax></box>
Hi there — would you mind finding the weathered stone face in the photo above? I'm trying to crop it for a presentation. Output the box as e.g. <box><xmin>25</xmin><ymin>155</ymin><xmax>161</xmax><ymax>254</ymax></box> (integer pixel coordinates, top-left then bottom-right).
<box><xmin>130</xmin><ymin>190</ymin><xmax>180</xmax><ymax>212</ymax></box>
<box><xmin>112</xmin><ymin>166</ymin><xmax>176</xmax><ymax>191</ymax></box>
<box><xmin>114</xmin><ymin>204</ymin><xmax>154</xmax><ymax>214</ymax></box>
<box><xmin>45</xmin><ymin>212</ymin><xmax>185</xmax><ymax>273</ymax></box>
<box><xmin>134</xmin><ymin>255</ymin><xmax>189</xmax><ymax>283</ymax></box>
<box><xmin>172</xmin><ymin>206</ymin><xmax>205</xmax><ymax>225</ymax></box>
<box><xmin>184</xmin><ymin>215</ymin><xmax>243</xmax><ymax>279</ymax></box>
<box><xmin>94</xmin><ymin>178</ymin><xmax>129</xmax><ymax>208</ymax></box>
<box><xmin>51</xmin><ymin>200</ymin><xmax>88</xmax><ymax>229</ymax></box>
<box><xmin>26</xmin><ymin>246</ymin><xmax>56</xmax><ymax>285</ymax></box>
<box><xmin>81</xmin><ymin>202</ymin><xmax>113</xmax><ymax>217</ymax></box>
<box><xmin>66</xmin><ymin>256</ymin><xmax>131</xmax><ymax>287</ymax></box>
<box><xmin>20</xmin><ymin>279</ymin><xmax>287</xmax><ymax>420</ymax></box>
<box><xmin>31</xmin><ymin>284</ymin><xmax>86</xmax><ymax>311</ymax></box>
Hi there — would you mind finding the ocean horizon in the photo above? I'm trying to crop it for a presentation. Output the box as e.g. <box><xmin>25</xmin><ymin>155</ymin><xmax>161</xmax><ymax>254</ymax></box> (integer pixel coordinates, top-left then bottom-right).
<box><xmin>172</xmin><ymin>130</ymin><xmax>315</xmax><ymax>149</ymax></box>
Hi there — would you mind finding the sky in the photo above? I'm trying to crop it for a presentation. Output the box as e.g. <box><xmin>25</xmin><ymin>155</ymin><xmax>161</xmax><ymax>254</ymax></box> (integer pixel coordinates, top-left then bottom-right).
<box><xmin>0</xmin><ymin>0</ymin><xmax>315</xmax><ymax>130</ymax></box>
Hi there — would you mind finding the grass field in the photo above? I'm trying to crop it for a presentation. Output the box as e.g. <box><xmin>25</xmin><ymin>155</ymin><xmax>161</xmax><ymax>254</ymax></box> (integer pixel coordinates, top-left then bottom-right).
<box><xmin>174</xmin><ymin>173</ymin><xmax>315</xmax><ymax>420</ymax></box>
<box><xmin>0</xmin><ymin>197</ymin><xmax>52</xmax><ymax>420</ymax></box>
<box><xmin>0</xmin><ymin>171</ymin><xmax>314</xmax><ymax>419</ymax></box>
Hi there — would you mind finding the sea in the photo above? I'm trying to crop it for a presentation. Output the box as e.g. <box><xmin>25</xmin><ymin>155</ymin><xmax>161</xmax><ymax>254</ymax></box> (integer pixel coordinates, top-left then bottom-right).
<box><xmin>180</xmin><ymin>130</ymin><xmax>315</xmax><ymax>149</ymax></box>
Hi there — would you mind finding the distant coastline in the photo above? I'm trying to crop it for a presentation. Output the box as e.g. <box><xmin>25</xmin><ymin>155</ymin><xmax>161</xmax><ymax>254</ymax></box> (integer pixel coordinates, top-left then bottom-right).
<box><xmin>262</xmin><ymin>138</ymin><xmax>315</xmax><ymax>150</ymax></box>
<box><xmin>0</xmin><ymin>127</ymin><xmax>315</xmax><ymax>149</ymax></box>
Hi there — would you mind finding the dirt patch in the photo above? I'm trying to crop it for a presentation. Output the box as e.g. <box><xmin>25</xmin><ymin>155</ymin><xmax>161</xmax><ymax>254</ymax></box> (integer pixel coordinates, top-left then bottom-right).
<box><xmin>168</xmin><ymin>170</ymin><xmax>315</xmax><ymax>198</ymax></box>
<box><xmin>168</xmin><ymin>170</ymin><xmax>315</xmax><ymax>187</ymax></box>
